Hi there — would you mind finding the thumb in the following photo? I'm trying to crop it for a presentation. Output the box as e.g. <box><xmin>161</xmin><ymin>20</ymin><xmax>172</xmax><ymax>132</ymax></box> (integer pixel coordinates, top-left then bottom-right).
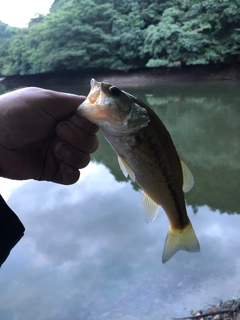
<box><xmin>40</xmin><ymin>89</ymin><xmax>87</xmax><ymax>120</ymax></box>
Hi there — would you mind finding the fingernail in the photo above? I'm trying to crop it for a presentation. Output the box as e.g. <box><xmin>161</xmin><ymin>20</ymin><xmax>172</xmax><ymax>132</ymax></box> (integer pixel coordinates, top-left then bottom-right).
<box><xmin>57</xmin><ymin>123</ymin><xmax>73</xmax><ymax>140</ymax></box>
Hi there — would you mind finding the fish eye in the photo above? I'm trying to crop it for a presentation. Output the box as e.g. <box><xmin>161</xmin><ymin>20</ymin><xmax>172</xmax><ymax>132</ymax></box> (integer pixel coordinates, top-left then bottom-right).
<box><xmin>109</xmin><ymin>86</ymin><xmax>121</xmax><ymax>96</ymax></box>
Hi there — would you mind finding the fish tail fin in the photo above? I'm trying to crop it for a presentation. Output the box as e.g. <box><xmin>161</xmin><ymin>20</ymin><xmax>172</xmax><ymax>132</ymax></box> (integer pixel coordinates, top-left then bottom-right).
<box><xmin>162</xmin><ymin>222</ymin><xmax>200</xmax><ymax>264</ymax></box>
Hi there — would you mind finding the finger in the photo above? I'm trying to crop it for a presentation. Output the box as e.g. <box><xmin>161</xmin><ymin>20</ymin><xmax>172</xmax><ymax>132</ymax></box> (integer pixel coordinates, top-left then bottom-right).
<box><xmin>58</xmin><ymin>115</ymin><xmax>99</xmax><ymax>136</ymax></box>
<box><xmin>56</xmin><ymin>121</ymin><xmax>99</xmax><ymax>154</ymax></box>
<box><xmin>52</xmin><ymin>163</ymin><xmax>80</xmax><ymax>185</ymax></box>
<box><xmin>54</xmin><ymin>142</ymin><xmax>90</xmax><ymax>168</ymax></box>
<box><xmin>50</xmin><ymin>93</ymin><xmax>87</xmax><ymax>119</ymax></box>
<box><xmin>42</xmin><ymin>90</ymin><xmax>87</xmax><ymax>120</ymax></box>
<box><xmin>69</xmin><ymin>115</ymin><xmax>99</xmax><ymax>134</ymax></box>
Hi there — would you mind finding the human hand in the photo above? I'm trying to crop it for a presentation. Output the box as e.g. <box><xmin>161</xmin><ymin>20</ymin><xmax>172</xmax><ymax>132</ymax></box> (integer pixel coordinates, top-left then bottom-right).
<box><xmin>0</xmin><ymin>87</ymin><xmax>99</xmax><ymax>185</ymax></box>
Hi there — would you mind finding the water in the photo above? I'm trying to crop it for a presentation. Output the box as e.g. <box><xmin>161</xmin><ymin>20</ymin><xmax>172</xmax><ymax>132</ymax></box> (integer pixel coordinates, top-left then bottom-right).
<box><xmin>0</xmin><ymin>79</ymin><xmax>240</xmax><ymax>319</ymax></box>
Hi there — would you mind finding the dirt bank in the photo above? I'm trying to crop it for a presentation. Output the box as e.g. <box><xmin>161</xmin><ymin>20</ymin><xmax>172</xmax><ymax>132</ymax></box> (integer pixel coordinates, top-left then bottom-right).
<box><xmin>1</xmin><ymin>64</ymin><xmax>240</xmax><ymax>88</ymax></box>
<box><xmin>176</xmin><ymin>298</ymin><xmax>240</xmax><ymax>320</ymax></box>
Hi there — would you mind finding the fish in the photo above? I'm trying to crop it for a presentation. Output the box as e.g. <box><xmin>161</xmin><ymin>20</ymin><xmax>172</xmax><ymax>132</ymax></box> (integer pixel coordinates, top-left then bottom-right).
<box><xmin>77</xmin><ymin>79</ymin><xmax>200</xmax><ymax>263</ymax></box>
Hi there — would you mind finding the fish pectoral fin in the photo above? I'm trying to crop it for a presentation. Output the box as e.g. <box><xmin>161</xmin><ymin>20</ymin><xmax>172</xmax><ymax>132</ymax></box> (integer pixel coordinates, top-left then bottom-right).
<box><xmin>118</xmin><ymin>156</ymin><xmax>135</xmax><ymax>182</ymax></box>
<box><xmin>142</xmin><ymin>192</ymin><xmax>159</xmax><ymax>223</ymax></box>
<box><xmin>180</xmin><ymin>159</ymin><xmax>194</xmax><ymax>193</ymax></box>
<box><xmin>162</xmin><ymin>222</ymin><xmax>200</xmax><ymax>263</ymax></box>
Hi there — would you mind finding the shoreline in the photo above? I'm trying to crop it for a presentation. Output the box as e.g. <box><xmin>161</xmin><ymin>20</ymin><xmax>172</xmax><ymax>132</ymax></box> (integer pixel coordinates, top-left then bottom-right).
<box><xmin>1</xmin><ymin>65</ymin><xmax>240</xmax><ymax>88</ymax></box>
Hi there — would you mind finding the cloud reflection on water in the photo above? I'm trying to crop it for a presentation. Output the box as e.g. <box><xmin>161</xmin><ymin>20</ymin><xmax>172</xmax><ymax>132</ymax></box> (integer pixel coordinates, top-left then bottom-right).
<box><xmin>1</xmin><ymin>161</ymin><xmax>240</xmax><ymax>319</ymax></box>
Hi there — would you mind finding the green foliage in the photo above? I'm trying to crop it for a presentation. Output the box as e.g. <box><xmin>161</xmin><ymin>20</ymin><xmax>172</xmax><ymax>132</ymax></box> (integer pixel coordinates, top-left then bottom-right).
<box><xmin>50</xmin><ymin>0</ymin><xmax>69</xmax><ymax>12</ymax></box>
<box><xmin>143</xmin><ymin>0</ymin><xmax>240</xmax><ymax>67</ymax></box>
<box><xmin>112</xmin><ymin>2</ymin><xmax>145</xmax><ymax>68</ymax></box>
<box><xmin>0</xmin><ymin>21</ymin><xmax>18</xmax><ymax>46</ymax></box>
<box><xmin>0</xmin><ymin>21</ymin><xmax>19</xmax><ymax>74</ymax></box>
<box><xmin>0</xmin><ymin>0</ymin><xmax>240</xmax><ymax>75</ymax></box>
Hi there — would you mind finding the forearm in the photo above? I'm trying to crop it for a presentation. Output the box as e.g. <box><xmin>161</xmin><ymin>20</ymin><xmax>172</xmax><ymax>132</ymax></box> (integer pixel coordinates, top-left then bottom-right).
<box><xmin>0</xmin><ymin>195</ymin><xmax>25</xmax><ymax>266</ymax></box>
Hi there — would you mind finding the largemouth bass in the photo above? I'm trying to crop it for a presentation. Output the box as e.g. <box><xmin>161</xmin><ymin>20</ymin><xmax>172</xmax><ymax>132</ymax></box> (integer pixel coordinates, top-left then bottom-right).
<box><xmin>77</xmin><ymin>79</ymin><xmax>200</xmax><ymax>263</ymax></box>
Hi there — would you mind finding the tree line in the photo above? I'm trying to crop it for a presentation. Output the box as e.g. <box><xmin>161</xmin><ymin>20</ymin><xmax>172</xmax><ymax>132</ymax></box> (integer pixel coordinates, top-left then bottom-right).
<box><xmin>0</xmin><ymin>0</ymin><xmax>239</xmax><ymax>76</ymax></box>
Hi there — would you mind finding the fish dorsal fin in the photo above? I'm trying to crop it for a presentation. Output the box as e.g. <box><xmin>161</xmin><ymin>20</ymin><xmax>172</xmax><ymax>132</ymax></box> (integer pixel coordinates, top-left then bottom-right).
<box><xmin>142</xmin><ymin>191</ymin><xmax>159</xmax><ymax>223</ymax></box>
<box><xmin>180</xmin><ymin>159</ymin><xmax>194</xmax><ymax>193</ymax></box>
<box><xmin>118</xmin><ymin>156</ymin><xmax>135</xmax><ymax>182</ymax></box>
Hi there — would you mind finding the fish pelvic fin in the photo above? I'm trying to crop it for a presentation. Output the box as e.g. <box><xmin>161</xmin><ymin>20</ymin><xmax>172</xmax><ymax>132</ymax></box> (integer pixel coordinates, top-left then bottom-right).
<box><xmin>142</xmin><ymin>191</ymin><xmax>159</xmax><ymax>223</ymax></box>
<box><xmin>118</xmin><ymin>156</ymin><xmax>136</xmax><ymax>182</ymax></box>
<box><xmin>180</xmin><ymin>159</ymin><xmax>194</xmax><ymax>193</ymax></box>
<box><xmin>162</xmin><ymin>222</ymin><xmax>200</xmax><ymax>264</ymax></box>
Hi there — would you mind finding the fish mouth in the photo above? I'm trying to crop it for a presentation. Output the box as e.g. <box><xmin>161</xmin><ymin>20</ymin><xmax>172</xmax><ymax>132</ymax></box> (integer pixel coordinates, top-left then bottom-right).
<box><xmin>87</xmin><ymin>78</ymin><xmax>101</xmax><ymax>104</ymax></box>
<box><xmin>77</xmin><ymin>79</ymin><xmax>108</xmax><ymax>122</ymax></box>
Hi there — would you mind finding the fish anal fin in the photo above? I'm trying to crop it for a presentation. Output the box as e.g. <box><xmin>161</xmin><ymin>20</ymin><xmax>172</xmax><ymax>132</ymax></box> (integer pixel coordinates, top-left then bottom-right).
<box><xmin>180</xmin><ymin>159</ymin><xmax>194</xmax><ymax>193</ymax></box>
<box><xmin>162</xmin><ymin>222</ymin><xmax>200</xmax><ymax>263</ymax></box>
<box><xmin>118</xmin><ymin>156</ymin><xmax>135</xmax><ymax>182</ymax></box>
<box><xmin>142</xmin><ymin>192</ymin><xmax>159</xmax><ymax>223</ymax></box>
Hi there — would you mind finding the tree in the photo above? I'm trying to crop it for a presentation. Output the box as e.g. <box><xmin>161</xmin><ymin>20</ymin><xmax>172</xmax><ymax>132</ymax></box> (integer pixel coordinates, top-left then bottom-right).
<box><xmin>0</xmin><ymin>0</ymin><xmax>240</xmax><ymax>75</ymax></box>
<box><xmin>0</xmin><ymin>21</ymin><xmax>18</xmax><ymax>46</ymax></box>
<box><xmin>143</xmin><ymin>0</ymin><xmax>240</xmax><ymax>67</ymax></box>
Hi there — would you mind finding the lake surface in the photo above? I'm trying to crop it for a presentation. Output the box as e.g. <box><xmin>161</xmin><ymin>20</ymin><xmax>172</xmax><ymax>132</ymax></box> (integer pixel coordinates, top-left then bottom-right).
<box><xmin>0</xmin><ymin>79</ymin><xmax>240</xmax><ymax>320</ymax></box>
